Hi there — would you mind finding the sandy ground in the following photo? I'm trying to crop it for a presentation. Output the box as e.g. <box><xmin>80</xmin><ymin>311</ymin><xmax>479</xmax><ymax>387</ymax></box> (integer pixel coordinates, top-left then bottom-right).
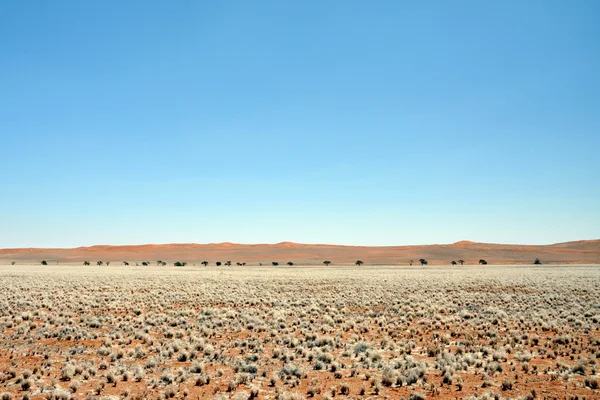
<box><xmin>0</xmin><ymin>264</ymin><xmax>599</xmax><ymax>399</ymax></box>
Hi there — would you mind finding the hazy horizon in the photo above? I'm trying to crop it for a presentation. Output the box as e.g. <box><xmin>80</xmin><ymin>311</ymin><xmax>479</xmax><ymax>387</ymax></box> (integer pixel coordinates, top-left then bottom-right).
<box><xmin>2</xmin><ymin>237</ymin><xmax>599</xmax><ymax>250</ymax></box>
<box><xmin>1</xmin><ymin>1</ymin><xmax>598</xmax><ymax>248</ymax></box>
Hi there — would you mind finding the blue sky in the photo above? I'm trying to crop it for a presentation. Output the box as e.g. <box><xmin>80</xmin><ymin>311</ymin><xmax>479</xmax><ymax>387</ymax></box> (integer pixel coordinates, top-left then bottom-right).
<box><xmin>1</xmin><ymin>1</ymin><xmax>599</xmax><ymax>247</ymax></box>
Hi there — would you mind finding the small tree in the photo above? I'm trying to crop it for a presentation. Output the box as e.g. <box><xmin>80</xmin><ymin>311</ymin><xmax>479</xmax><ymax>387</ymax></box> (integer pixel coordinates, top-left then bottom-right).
<box><xmin>451</xmin><ymin>261</ymin><xmax>457</xmax><ymax>265</ymax></box>
<box><xmin>216</xmin><ymin>261</ymin><xmax>222</xmax><ymax>266</ymax></box>
<box><xmin>225</xmin><ymin>261</ymin><xmax>232</xmax><ymax>266</ymax></box>
<box><xmin>41</xmin><ymin>260</ymin><xmax>48</xmax><ymax>265</ymax></box>
<box><xmin>142</xmin><ymin>261</ymin><xmax>148</xmax><ymax>266</ymax></box>
<box><xmin>287</xmin><ymin>262</ymin><xmax>294</xmax><ymax>266</ymax></box>
<box><xmin>323</xmin><ymin>260</ymin><xmax>331</xmax><ymax>266</ymax></box>
<box><xmin>479</xmin><ymin>259</ymin><xmax>488</xmax><ymax>265</ymax></box>
<box><xmin>272</xmin><ymin>261</ymin><xmax>279</xmax><ymax>266</ymax></box>
<box><xmin>201</xmin><ymin>261</ymin><xmax>209</xmax><ymax>266</ymax></box>
<box><xmin>97</xmin><ymin>261</ymin><xmax>103</xmax><ymax>266</ymax></box>
<box><xmin>409</xmin><ymin>260</ymin><xmax>414</xmax><ymax>266</ymax></box>
<box><xmin>83</xmin><ymin>261</ymin><xmax>90</xmax><ymax>266</ymax></box>
<box><xmin>458</xmin><ymin>260</ymin><xmax>465</xmax><ymax>265</ymax></box>
<box><xmin>11</xmin><ymin>261</ymin><xmax>15</xmax><ymax>265</ymax></box>
<box><xmin>419</xmin><ymin>258</ymin><xmax>427</xmax><ymax>265</ymax></box>
<box><xmin>533</xmin><ymin>258</ymin><xmax>542</xmax><ymax>265</ymax></box>
<box><xmin>174</xmin><ymin>261</ymin><xmax>187</xmax><ymax>266</ymax></box>
<box><xmin>123</xmin><ymin>261</ymin><xmax>129</xmax><ymax>266</ymax></box>
<box><xmin>355</xmin><ymin>260</ymin><xmax>364</xmax><ymax>266</ymax></box>
<box><xmin>242</xmin><ymin>262</ymin><xmax>246</xmax><ymax>266</ymax></box>
<box><xmin>106</xmin><ymin>262</ymin><xmax>110</xmax><ymax>266</ymax></box>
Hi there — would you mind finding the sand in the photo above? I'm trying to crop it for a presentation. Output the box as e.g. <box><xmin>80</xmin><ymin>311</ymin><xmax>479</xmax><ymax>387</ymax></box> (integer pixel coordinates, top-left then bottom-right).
<box><xmin>0</xmin><ymin>239</ymin><xmax>599</xmax><ymax>265</ymax></box>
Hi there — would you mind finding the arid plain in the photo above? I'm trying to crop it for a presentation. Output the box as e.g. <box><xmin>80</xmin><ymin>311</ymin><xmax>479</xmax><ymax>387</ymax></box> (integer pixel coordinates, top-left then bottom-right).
<box><xmin>1</xmin><ymin>260</ymin><xmax>599</xmax><ymax>400</ymax></box>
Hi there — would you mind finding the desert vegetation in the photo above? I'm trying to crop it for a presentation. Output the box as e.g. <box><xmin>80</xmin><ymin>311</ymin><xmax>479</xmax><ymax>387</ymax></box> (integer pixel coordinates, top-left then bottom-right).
<box><xmin>174</xmin><ymin>262</ymin><xmax>187</xmax><ymax>267</ymax></box>
<box><xmin>0</xmin><ymin>263</ymin><xmax>598</xmax><ymax>400</ymax></box>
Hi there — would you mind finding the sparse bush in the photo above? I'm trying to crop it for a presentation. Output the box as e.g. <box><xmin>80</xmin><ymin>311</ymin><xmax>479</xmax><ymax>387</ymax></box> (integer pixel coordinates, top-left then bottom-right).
<box><xmin>69</xmin><ymin>381</ymin><xmax>79</xmax><ymax>392</ymax></box>
<box><xmin>585</xmin><ymin>377</ymin><xmax>598</xmax><ymax>389</ymax></box>
<box><xmin>21</xmin><ymin>379</ymin><xmax>31</xmax><ymax>390</ymax></box>
<box><xmin>409</xmin><ymin>392</ymin><xmax>426</xmax><ymax>400</ymax></box>
<box><xmin>106</xmin><ymin>371</ymin><xmax>117</xmax><ymax>384</ymax></box>
<box><xmin>160</xmin><ymin>373</ymin><xmax>174</xmax><ymax>385</ymax></box>
<box><xmin>340</xmin><ymin>382</ymin><xmax>350</xmax><ymax>394</ymax></box>
<box><xmin>279</xmin><ymin>364</ymin><xmax>304</xmax><ymax>379</ymax></box>
<box><xmin>61</xmin><ymin>364</ymin><xmax>75</xmax><ymax>381</ymax></box>
<box><xmin>501</xmin><ymin>379</ymin><xmax>513</xmax><ymax>391</ymax></box>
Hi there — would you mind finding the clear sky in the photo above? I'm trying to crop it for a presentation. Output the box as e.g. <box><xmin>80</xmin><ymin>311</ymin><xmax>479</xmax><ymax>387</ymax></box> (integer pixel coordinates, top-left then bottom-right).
<box><xmin>1</xmin><ymin>1</ymin><xmax>599</xmax><ymax>248</ymax></box>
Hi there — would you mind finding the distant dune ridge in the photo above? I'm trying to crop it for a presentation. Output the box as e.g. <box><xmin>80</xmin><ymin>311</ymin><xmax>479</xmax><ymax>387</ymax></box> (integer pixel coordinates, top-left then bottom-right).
<box><xmin>1</xmin><ymin>240</ymin><xmax>599</xmax><ymax>265</ymax></box>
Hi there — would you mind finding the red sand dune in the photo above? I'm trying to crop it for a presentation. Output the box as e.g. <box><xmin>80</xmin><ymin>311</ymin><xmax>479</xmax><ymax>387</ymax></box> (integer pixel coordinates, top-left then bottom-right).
<box><xmin>1</xmin><ymin>240</ymin><xmax>599</xmax><ymax>265</ymax></box>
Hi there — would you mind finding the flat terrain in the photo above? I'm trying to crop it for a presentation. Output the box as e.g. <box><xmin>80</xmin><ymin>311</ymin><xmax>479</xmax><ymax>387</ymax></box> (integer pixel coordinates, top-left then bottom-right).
<box><xmin>1</xmin><ymin>239</ymin><xmax>599</xmax><ymax>265</ymax></box>
<box><xmin>1</xmin><ymin>264</ymin><xmax>599</xmax><ymax>400</ymax></box>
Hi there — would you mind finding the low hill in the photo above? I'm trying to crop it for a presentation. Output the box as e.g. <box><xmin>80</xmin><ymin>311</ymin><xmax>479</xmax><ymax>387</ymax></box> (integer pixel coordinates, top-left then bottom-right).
<box><xmin>1</xmin><ymin>240</ymin><xmax>599</xmax><ymax>265</ymax></box>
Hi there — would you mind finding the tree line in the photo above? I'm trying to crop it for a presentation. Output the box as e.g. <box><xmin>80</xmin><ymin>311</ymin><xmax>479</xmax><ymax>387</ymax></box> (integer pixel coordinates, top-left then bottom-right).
<box><xmin>34</xmin><ymin>257</ymin><xmax>545</xmax><ymax>266</ymax></box>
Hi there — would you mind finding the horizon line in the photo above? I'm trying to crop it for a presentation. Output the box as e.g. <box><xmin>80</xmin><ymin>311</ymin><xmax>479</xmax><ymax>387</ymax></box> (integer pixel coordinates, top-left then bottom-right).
<box><xmin>2</xmin><ymin>238</ymin><xmax>600</xmax><ymax>251</ymax></box>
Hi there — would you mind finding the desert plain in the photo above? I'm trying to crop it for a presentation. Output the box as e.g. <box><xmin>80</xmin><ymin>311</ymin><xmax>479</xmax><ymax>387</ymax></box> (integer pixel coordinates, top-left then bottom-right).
<box><xmin>0</xmin><ymin>259</ymin><xmax>599</xmax><ymax>400</ymax></box>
